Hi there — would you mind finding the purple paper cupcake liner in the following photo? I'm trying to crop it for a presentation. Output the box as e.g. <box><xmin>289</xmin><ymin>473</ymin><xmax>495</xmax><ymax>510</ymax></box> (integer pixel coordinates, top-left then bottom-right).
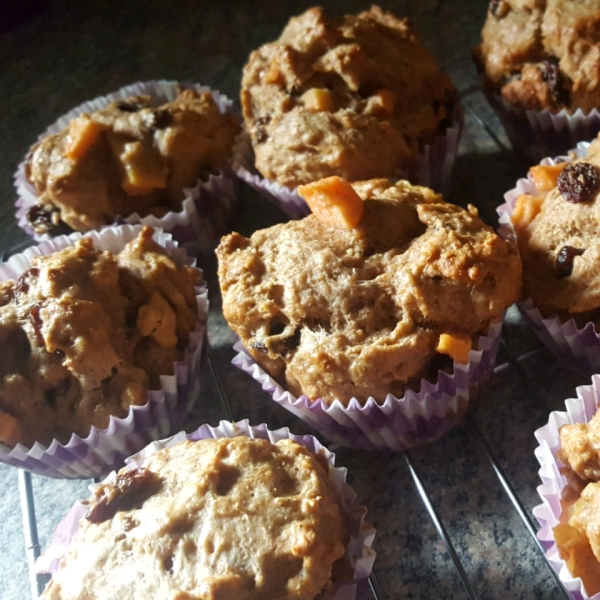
<box><xmin>232</xmin><ymin>319</ymin><xmax>503</xmax><ymax>451</ymax></box>
<box><xmin>15</xmin><ymin>79</ymin><xmax>240</xmax><ymax>252</ymax></box>
<box><xmin>485</xmin><ymin>88</ymin><xmax>600</xmax><ymax>166</ymax></box>
<box><xmin>497</xmin><ymin>142</ymin><xmax>600</xmax><ymax>375</ymax></box>
<box><xmin>232</xmin><ymin>105</ymin><xmax>464</xmax><ymax>219</ymax></box>
<box><xmin>35</xmin><ymin>419</ymin><xmax>377</xmax><ymax>600</ymax></box>
<box><xmin>0</xmin><ymin>225</ymin><xmax>208</xmax><ymax>479</ymax></box>
<box><xmin>533</xmin><ymin>375</ymin><xmax>600</xmax><ymax>599</ymax></box>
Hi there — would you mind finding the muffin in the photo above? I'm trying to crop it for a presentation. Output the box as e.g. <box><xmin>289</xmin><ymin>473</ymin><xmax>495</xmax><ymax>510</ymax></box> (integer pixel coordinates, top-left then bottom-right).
<box><xmin>534</xmin><ymin>376</ymin><xmax>600</xmax><ymax>598</ymax></box>
<box><xmin>0</xmin><ymin>225</ymin><xmax>208</xmax><ymax>478</ymax></box>
<box><xmin>498</xmin><ymin>136</ymin><xmax>600</xmax><ymax>374</ymax></box>
<box><xmin>217</xmin><ymin>177</ymin><xmax>521</xmax><ymax>449</ymax></box>
<box><xmin>474</xmin><ymin>0</ymin><xmax>600</xmax><ymax>163</ymax></box>
<box><xmin>38</xmin><ymin>420</ymin><xmax>376</xmax><ymax>600</ymax></box>
<box><xmin>16</xmin><ymin>80</ymin><xmax>241</xmax><ymax>250</ymax></box>
<box><xmin>235</xmin><ymin>6</ymin><xmax>461</xmax><ymax>216</ymax></box>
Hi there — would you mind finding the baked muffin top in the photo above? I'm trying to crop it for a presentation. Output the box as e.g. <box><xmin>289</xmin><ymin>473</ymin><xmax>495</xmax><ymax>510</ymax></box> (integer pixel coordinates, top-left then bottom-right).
<box><xmin>217</xmin><ymin>178</ymin><xmax>521</xmax><ymax>405</ymax></box>
<box><xmin>241</xmin><ymin>6</ymin><xmax>456</xmax><ymax>189</ymax></box>
<box><xmin>41</xmin><ymin>436</ymin><xmax>348</xmax><ymax>600</ymax></box>
<box><xmin>0</xmin><ymin>227</ymin><xmax>199</xmax><ymax>447</ymax></box>
<box><xmin>474</xmin><ymin>0</ymin><xmax>600</xmax><ymax>112</ymax></box>
<box><xmin>510</xmin><ymin>136</ymin><xmax>600</xmax><ymax>322</ymax></box>
<box><xmin>25</xmin><ymin>89</ymin><xmax>240</xmax><ymax>234</ymax></box>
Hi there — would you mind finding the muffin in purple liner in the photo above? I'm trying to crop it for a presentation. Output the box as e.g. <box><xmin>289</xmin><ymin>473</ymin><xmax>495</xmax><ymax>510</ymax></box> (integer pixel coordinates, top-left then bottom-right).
<box><xmin>497</xmin><ymin>139</ymin><xmax>600</xmax><ymax>376</ymax></box>
<box><xmin>217</xmin><ymin>177</ymin><xmax>521</xmax><ymax>450</ymax></box>
<box><xmin>533</xmin><ymin>375</ymin><xmax>600</xmax><ymax>599</ymax></box>
<box><xmin>0</xmin><ymin>225</ymin><xmax>208</xmax><ymax>479</ymax></box>
<box><xmin>35</xmin><ymin>419</ymin><xmax>376</xmax><ymax>600</ymax></box>
<box><xmin>15</xmin><ymin>79</ymin><xmax>241</xmax><ymax>252</ymax></box>
<box><xmin>235</xmin><ymin>6</ymin><xmax>462</xmax><ymax>218</ymax></box>
<box><xmin>474</xmin><ymin>1</ymin><xmax>600</xmax><ymax>164</ymax></box>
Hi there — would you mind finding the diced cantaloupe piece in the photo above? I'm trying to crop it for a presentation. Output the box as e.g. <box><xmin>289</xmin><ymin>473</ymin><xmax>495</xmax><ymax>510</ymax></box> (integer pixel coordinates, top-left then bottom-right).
<box><xmin>64</xmin><ymin>115</ymin><xmax>107</xmax><ymax>160</ymax></box>
<box><xmin>529</xmin><ymin>162</ymin><xmax>567</xmax><ymax>192</ymax></box>
<box><xmin>300</xmin><ymin>88</ymin><xmax>335</xmax><ymax>112</ymax></box>
<box><xmin>435</xmin><ymin>333</ymin><xmax>472</xmax><ymax>364</ymax></box>
<box><xmin>0</xmin><ymin>409</ymin><xmax>22</xmax><ymax>447</ymax></box>
<box><xmin>118</xmin><ymin>141</ymin><xmax>168</xmax><ymax>195</ymax></box>
<box><xmin>366</xmin><ymin>89</ymin><xmax>397</xmax><ymax>117</ymax></box>
<box><xmin>298</xmin><ymin>176</ymin><xmax>364</xmax><ymax>229</ymax></box>
<box><xmin>510</xmin><ymin>193</ymin><xmax>545</xmax><ymax>232</ymax></box>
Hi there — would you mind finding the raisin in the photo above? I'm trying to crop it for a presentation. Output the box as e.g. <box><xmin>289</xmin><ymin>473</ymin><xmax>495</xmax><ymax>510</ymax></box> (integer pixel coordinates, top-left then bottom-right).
<box><xmin>15</xmin><ymin>268</ymin><xmax>39</xmax><ymax>299</ymax></box>
<box><xmin>86</xmin><ymin>468</ymin><xmax>160</xmax><ymax>524</ymax></box>
<box><xmin>116</xmin><ymin>100</ymin><xmax>145</xmax><ymax>112</ymax></box>
<box><xmin>255</xmin><ymin>127</ymin><xmax>268</xmax><ymax>143</ymax></box>
<box><xmin>28</xmin><ymin>303</ymin><xmax>44</xmax><ymax>346</ymax></box>
<box><xmin>540</xmin><ymin>59</ymin><xmax>570</xmax><ymax>107</ymax></box>
<box><xmin>557</xmin><ymin>163</ymin><xmax>599</xmax><ymax>203</ymax></box>
<box><xmin>255</xmin><ymin>115</ymin><xmax>271</xmax><ymax>126</ymax></box>
<box><xmin>142</xmin><ymin>108</ymin><xmax>173</xmax><ymax>130</ymax></box>
<box><xmin>490</xmin><ymin>0</ymin><xmax>509</xmax><ymax>17</ymax></box>
<box><xmin>26</xmin><ymin>205</ymin><xmax>59</xmax><ymax>232</ymax></box>
<box><xmin>556</xmin><ymin>246</ymin><xmax>585</xmax><ymax>279</ymax></box>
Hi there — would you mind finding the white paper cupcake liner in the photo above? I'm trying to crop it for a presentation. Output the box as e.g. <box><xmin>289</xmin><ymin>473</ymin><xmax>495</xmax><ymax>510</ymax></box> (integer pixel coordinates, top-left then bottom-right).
<box><xmin>15</xmin><ymin>79</ymin><xmax>240</xmax><ymax>252</ymax></box>
<box><xmin>232</xmin><ymin>106</ymin><xmax>464</xmax><ymax>219</ymax></box>
<box><xmin>497</xmin><ymin>141</ymin><xmax>600</xmax><ymax>375</ymax></box>
<box><xmin>533</xmin><ymin>375</ymin><xmax>600</xmax><ymax>600</ymax></box>
<box><xmin>485</xmin><ymin>89</ymin><xmax>600</xmax><ymax>165</ymax></box>
<box><xmin>232</xmin><ymin>319</ymin><xmax>503</xmax><ymax>451</ymax></box>
<box><xmin>0</xmin><ymin>224</ymin><xmax>208</xmax><ymax>479</ymax></box>
<box><xmin>35</xmin><ymin>419</ymin><xmax>377</xmax><ymax>600</ymax></box>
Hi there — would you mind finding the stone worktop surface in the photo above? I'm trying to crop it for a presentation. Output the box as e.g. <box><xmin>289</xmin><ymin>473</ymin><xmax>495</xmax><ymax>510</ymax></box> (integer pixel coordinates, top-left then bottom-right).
<box><xmin>0</xmin><ymin>1</ymin><xmax>588</xmax><ymax>599</ymax></box>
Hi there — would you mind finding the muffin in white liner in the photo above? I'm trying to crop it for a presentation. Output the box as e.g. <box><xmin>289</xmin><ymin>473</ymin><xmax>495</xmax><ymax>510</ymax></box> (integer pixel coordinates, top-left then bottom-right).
<box><xmin>232</xmin><ymin>319</ymin><xmax>503</xmax><ymax>451</ymax></box>
<box><xmin>0</xmin><ymin>224</ymin><xmax>208</xmax><ymax>479</ymax></box>
<box><xmin>533</xmin><ymin>375</ymin><xmax>600</xmax><ymax>600</ymax></box>
<box><xmin>497</xmin><ymin>141</ymin><xmax>600</xmax><ymax>376</ymax></box>
<box><xmin>35</xmin><ymin>419</ymin><xmax>377</xmax><ymax>600</ymax></box>
<box><xmin>15</xmin><ymin>79</ymin><xmax>240</xmax><ymax>252</ymax></box>
<box><xmin>232</xmin><ymin>107</ymin><xmax>464</xmax><ymax>219</ymax></box>
<box><xmin>484</xmin><ymin>91</ymin><xmax>600</xmax><ymax>166</ymax></box>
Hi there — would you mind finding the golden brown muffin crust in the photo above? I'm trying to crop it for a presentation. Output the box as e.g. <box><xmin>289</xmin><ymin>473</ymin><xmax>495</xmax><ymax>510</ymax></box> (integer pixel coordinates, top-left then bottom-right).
<box><xmin>0</xmin><ymin>227</ymin><xmax>199</xmax><ymax>448</ymax></box>
<box><xmin>217</xmin><ymin>179</ymin><xmax>521</xmax><ymax>405</ymax></box>
<box><xmin>41</xmin><ymin>437</ymin><xmax>348</xmax><ymax>600</ymax></box>
<box><xmin>241</xmin><ymin>6</ymin><xmax>456</xmax><ymax>188</ymax></box>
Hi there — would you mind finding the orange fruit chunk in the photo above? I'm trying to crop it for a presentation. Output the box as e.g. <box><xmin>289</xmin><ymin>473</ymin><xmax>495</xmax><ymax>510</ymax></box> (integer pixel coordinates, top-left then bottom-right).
<box><xmin>64</xmin><ymin>116</ymin><xmax>107</xmax><ymax>160</ymax></box>
<box><xmin>435</xmin><ymin>333</ymin><xmax>472</xmax><ymax>364</ymax></box>
<box><xmin>530</xmin><ymin>162</ymin><xmax>567</xmax><ymax>192</ymax></box>
<box><xmin>298</xmin><ymin>176</ymin><xmax>364</xmax><ymax>229</ymax></box>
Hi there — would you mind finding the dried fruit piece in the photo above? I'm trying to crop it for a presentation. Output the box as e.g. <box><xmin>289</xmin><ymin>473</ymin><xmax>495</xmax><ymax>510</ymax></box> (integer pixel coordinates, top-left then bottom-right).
<box><xmin>300</xmin><ymin>88</ymin><xmax>335</xmax><ymax>112</ymax></box>
<box><xmin>86</xmin><ymin>467</ymin><xmax>158</xmax><ymax>524</ymax></box>
<box><xmin>530</xmin><ymin>163</ymin><xmax>567</xmax><ymax>192</ymax></box>
<box><xmin>540</xmin><ymin>59</ymin><xmax>570</xmax><ymax>107</ymax></box>
<box><xmin>490</xmin><ymin>0</ymin><xmax>509</xmax><ymax>17</ymax></box>
<box><xmin>435</xmin><ymin>333</ymin><xmax>472</xmax><ymax>364</ymax></box>
<box><xmin>26</xmin><ymin>204</ymin><xmax>60</xmax><ymax>233</ymax></box>
<box><xmin>510</xmin><ymin>193</ymin><xmax>545</xmax><ymax>233</ymax></box>
<box><xmin>64</xmin><ymin>115</ymin><xmax>107</xmax><ymax>160</ymax></box>
<box><xmin>556</xmin><ymin>246</ymin><xmax>585</xmax><ymax>279</ymax></box>
<box><xmin>557</xmin><ymin>163</ymin><xmax>599</xmax><ymax>203</ymax></box>
<box><xmin>366</xmin><ymin>89</ymin><xmax>397</xmax><ymax>118</ymax></box>
<box><xmin>116</xmin><ymin>141</ymin><xmax>168</xmax><ymax>195</ymax></box>
<box><xmin>298</xmin><ymin>176</ymin><xmax>364</xmax><ymax>229</ymax></box>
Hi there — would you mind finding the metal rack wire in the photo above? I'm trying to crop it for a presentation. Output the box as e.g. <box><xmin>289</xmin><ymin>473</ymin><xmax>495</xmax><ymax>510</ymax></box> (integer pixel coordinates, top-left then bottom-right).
<box><xmin>14</xmin><ymin>75</ymin><xmax>575</xmax><ymax>600</ymax></box>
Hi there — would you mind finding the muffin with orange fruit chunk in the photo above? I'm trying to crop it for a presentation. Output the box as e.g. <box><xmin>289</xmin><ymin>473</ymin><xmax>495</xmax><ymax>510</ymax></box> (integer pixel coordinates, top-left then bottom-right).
<box><xmin>234</xmin><ymin>6</ymin><xmax>461</xmax><ymax>217</ymax></box>
<box><xmin>17</xmin><ymin>81</ymin><xmax>240</xmax><ymax>250</ymax></box>
<box><xmin>498</xmin><ymin>135</ymin><xmax>600</xmax><ymax>373</ymax></box>
<box><xmin>218</xmin><ymin>176</ymin><xmax>521</xmax><ymax>449</ymax></box>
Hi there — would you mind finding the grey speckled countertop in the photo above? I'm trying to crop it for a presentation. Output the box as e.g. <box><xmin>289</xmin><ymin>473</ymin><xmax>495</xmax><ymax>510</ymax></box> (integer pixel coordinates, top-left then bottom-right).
<box><xmin>0</xmin><ymin>1</ymin><xmax>590</xmax><ymax>599</ymax></box>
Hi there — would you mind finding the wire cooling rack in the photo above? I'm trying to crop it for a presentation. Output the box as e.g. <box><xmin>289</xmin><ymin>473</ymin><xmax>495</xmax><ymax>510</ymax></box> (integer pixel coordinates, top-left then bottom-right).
<box><xmin>12</xmin><ymin>61</ymin><xmax>587</xmax><ymax>600</ymax></box>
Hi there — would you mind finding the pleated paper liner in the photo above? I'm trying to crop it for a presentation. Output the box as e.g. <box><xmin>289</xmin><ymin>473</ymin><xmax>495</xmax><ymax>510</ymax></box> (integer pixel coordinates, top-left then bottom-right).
<box><xmin>232</xmin><ymin>319</ymin><xmax>503</xmax><ymax>451</ymax></box>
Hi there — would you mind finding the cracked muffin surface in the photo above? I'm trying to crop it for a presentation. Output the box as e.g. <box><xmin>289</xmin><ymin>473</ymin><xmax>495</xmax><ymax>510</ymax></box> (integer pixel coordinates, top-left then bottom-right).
<box><xmin>241</xmin><ymin>5</ymin><xmax>456</xmax><ymax>189</ymax></box>
<box><xmin>41</xmin><ymin>436</ymin><xmax>348</xmax><ymax>600</ymax></box>
<box><xmin>25</xmin><ymin>89</ymin><xmax>240</xmax><ymax>234</ymax></box>
<box><xmin>0</xmin><ymin>227</ymin><xmax>199</xmax><ymax>448</ymax></box>
<box><xmin>217</xmin><ymin>178</ymin><xmax>521</xmax><ymax>405</ymax></box>
<box><xmin>474</xmin><ymin>0</ymin><xmax>600</xmax><ymax>112</ymax></box>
